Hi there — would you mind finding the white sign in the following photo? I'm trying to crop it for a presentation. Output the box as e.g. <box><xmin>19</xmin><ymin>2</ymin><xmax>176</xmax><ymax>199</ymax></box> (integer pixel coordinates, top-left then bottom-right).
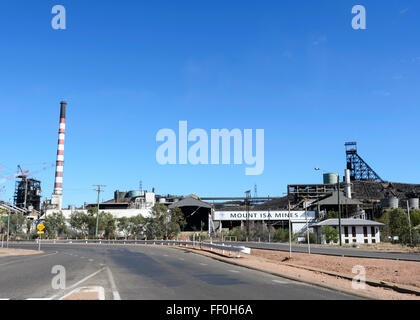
<box><xmin>213</xmin><ymin>211</ymin><xmax>316</xmax><ymax>222</ymax></box>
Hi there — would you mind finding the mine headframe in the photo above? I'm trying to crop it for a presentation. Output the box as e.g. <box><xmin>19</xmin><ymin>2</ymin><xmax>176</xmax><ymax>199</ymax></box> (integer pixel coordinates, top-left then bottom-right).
<box><xmin>345</xmin><ymin>142</ymin><xmax>384</xmax><ymax>183</ymax></box>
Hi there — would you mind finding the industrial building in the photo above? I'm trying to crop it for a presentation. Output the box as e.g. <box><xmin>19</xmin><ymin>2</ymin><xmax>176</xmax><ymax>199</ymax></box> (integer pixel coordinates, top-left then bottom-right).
<box><xmin>9</xmin><ymin>100</ymin><xmax>414</xmax><ymax>244</ymax></box>
<box><xmin>311</xmin><ymin>219</ymin><xmax>385</xmax><ymax>244</ymax></box>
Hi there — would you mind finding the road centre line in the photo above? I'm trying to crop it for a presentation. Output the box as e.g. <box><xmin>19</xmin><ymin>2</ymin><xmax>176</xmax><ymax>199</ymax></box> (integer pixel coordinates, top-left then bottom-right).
<box><xmin>106</xmin><ymin>267</ymin><xmax>121</xmax><ymax>300</ymax></box>
<box><xmin>272</xmin><ymin>280</ymin><xmax>290</xmax><ymax>284</ymax></box>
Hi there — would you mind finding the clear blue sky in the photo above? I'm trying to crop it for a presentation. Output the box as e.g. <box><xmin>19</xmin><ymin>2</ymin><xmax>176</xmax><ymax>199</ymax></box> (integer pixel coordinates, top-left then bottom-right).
<box><xmin>1</xmin><ymin>0</ymin><xmax>419</xmax><ymax>207</ymax></box>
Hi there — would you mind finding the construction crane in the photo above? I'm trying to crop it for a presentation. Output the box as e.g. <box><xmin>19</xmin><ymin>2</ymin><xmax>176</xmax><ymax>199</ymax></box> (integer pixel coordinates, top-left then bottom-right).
<box><xmin>0</xmin><ymin>163</ymin><xmax>54</xmax><ymax>185</ymax></box>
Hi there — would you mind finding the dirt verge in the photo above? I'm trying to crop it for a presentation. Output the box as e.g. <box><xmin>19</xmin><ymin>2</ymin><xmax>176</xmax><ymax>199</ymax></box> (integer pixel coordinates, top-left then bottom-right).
<box><xmin>0</xmin><ymin>248</ymin><xmax>43</xmax><ymax>257</ymax></box>
<box><xmin>171</xmin><ymin>244</ymin><xmax>420</xmax><ymax>300</ymax></box>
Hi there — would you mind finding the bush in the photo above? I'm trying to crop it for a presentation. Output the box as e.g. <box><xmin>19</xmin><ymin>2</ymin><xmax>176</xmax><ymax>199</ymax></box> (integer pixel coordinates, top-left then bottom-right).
<box><xmin>409</xmin><ymin>210</ymin><xmax>420</xmax><ymax>228</ymax></box>
<box><xmin>321</xmin><ymin>211</ymin><xmax>339</xmax><ymax>221</ymax></box>
<box><xmin>377</xmin><ymin>209</ymin><xmax>412</xmax><ymax>244</ymax></box>
<box><xmin>273</xmin><ymin>228</ymin><xmax>291</xmax><ymax>242</ymax></box>
<box><xmin>322</xmin><ymin>226</ymin><xmax>339</xmax><ymax>244</ymax></box>
<box><xmin>304</xmin><ymin>233</ymin><xmax>317</xmax><ymax>244</ymax></box>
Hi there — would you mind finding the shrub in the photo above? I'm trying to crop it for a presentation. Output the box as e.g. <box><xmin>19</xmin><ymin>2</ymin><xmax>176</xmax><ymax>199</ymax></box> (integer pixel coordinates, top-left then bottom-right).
<box><xmin>322</xmin><ymin>226</ymin><xmax>339</xmax><ymax>244</ymax></box>
<box><xmin>273</xmin><ymin>228</ymin><xmax>291</xmax><ymax>242</ymax></box>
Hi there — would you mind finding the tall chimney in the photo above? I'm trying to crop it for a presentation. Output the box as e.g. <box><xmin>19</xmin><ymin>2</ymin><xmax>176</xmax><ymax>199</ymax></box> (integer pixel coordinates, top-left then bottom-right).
<box><xmin>51</xmin><ymin>101</ymin><xmax>67</xmax><ymax>210</ymax></box>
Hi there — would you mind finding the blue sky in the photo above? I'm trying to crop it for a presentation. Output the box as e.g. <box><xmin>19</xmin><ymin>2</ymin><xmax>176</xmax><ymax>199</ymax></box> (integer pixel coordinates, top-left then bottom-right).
<box><xmin>0</xmin><ymin>0</ymin><xmax>419</xmax><ymax>206</ymax></box>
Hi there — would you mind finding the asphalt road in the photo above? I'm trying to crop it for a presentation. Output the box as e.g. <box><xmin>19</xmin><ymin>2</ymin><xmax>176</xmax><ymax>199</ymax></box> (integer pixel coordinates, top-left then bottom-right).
<box><xmin>218</xmin><ymin>241</ymin><xmax>420</xmax><ymax>261</ymax></box>
<box><xmin>0</xmin><ymin>243</ymin><xmax>360</xmax><ymax>300</ymax></box>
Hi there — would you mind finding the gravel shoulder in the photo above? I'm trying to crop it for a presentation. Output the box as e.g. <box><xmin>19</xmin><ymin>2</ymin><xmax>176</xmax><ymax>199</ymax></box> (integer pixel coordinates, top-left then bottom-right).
<box><xmin>174</xmin><ymin>245</ymin><xmax>420</xmax><ymax>300</ymax></box>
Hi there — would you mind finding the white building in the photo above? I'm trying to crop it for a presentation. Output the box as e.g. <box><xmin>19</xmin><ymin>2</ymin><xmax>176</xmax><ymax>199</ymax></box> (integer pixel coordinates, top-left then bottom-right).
<box><xmin>213</xmin><ymin>210</ymin><xmax>316</xmax><ymax>234</ymax></box>
<box><xmin>310</xmin><ymin>219</ymin><xmax>385</xmax><ymax>244</ymax></box>
<box><xmin>44</xmin><ymin>191</ymin><xmax>158</xmax><ymax>220</ymax></box>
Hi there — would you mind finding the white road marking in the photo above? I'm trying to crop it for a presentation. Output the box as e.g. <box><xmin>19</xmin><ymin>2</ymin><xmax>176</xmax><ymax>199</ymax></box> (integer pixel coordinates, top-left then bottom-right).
<box><xmin>228</xmin><ymin>270</ymin><xmax>240</xmax><ymax>273</ymax></box>
<box><xmin>89</xmin><ymin>259</ymin><xmax>94</xmax><ymax>262</ymax></box>
<box><xmin>178</xmin><ymin>258</ymin><xmax>185</xmax><ymax>261</ymax></box>
<box><xmin>50</xmin><ymin>267</ymin><xmax>106</xmax><ymax>300</ymax></box>
<box><xmin>163</xmin><ymin>254</ymin><xmax>168</xmax><ymax>257</ymax></box>
<box><xmin>26</xmin><ymin>298</ymin><xmax>53</xmax><ymax>300</ymax></box>
<box><xmin>272</xmin><ymin>280</ymin><xmax>289</xmax><ymax>284</ymax></box>
<box><xmin>199</xmin><ymin>263</ymin><xmax>208</xmax><ymax>266</ymax></box>
<box><xmin>106</xmin><ymin>267</ymin><xmax>121</xmax><ymax>300</ymax></box>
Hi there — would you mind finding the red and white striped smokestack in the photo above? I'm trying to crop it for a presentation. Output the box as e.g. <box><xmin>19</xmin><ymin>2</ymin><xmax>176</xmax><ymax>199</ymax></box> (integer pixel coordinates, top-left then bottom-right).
<box><xmin>52</xmin><ymin>101</ymin><xmax>67</xmax><ymax>210</ymax></box>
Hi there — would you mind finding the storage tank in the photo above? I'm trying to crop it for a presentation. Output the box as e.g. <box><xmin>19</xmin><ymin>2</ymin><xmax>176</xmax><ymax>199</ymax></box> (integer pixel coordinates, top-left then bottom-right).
<box><xmin>409</xmin><ymin>198</ymin><xmax>419</xmax><ymax>210</ymax></box>
<box><xmin>381</xmin><ymin>197</ymin><xmax>399</xmax><ymax>209</ymax></box>
<box><xmin>126</xmin><ymin>190</ymin><xmax>143</xmax><ymax>198</ymax></box>
<box><xmin>323</xmin><ymin>173</ymin><xmax>339</xmax><ymax>185</ymax></box>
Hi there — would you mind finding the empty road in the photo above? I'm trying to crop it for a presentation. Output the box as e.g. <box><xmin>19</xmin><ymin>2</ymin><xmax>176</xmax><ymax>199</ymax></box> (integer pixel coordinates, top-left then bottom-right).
<box><xmin>1</xmin><ymin>243</ymin><xmax>361</xmax><ymax>300</ymax></box>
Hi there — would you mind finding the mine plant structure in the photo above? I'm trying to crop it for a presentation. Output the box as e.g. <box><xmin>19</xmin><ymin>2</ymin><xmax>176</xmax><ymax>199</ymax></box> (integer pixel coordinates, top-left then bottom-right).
<box><xmin>13</xmin><ymin>165</ymin><xmax>41</xmax><ymax>212</ymax></box>
<box><xmin>345</xmin><ymin>142</ymin><xmax>384</xmax><ymax>182</ymax></box>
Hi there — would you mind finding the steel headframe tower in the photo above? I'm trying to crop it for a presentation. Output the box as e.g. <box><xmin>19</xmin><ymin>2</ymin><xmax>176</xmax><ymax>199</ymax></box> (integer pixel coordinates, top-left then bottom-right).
<box><xmin>51</xmin><ymin>101</ymin><xmax>67</xmax><ymax>211</ymax></box>
<box><xmin>345</xmin><ymin>142</ymin><xmax>384</xmax><ymax>182</ymax></box>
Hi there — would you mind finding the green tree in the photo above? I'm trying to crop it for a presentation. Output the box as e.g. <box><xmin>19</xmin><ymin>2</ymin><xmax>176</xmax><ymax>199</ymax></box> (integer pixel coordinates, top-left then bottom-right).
<box><xmin>409</xmin><ymin>210</ymin><xmax>420</xmax><ymax>228</ymax></box>
<box><xmin>0</xmin><ymin>209</ymin><xmax>7</xmax><ymax>234</ymax></box>
<box><xmin>129</xmin><ymin>214</ymin><xmax>145</xmax><ymax>238</ymax></box>
<box><xmin>144</xmin><ymin>204</ymin><xmax>170</xmax><ymax>239</ymax></box>
<box><xmin>321</xmin><ymin>211</ymin><xmax>339</xmax><ymax>221</ymax></box>
<box><xmin>10</xmin><ymin>214</ymin><xmax>26</xmax><ymax>236</ymax></box>
<box><xmin>44</xmin><ymin>211</ymin><xmax>67</xmax><ymax>238</ymax></box>
<box><xmin>69</xmin><ymin>211</ymin><xmax>90</xmax><ymax>237</ymax></box>
<box><xmin>377</xmin><ymin>209</ymin><xmax>412</xmax><ymax>244</ymax></box>
<box><xmin>101</xmin><ymin>212</ymin><xmax>116</xmax><ymax>239</ymax></box>
<box><xmin>26</xmin><ymin>219</ymin><xmax>34</xmax><ymax>237</ymax></box>
<box><xmin>117</xmin><ymin>217</ymin><xmax>131</xmax><ymax>239</ymax></box>
<box><xmin>322</xmin><ymin>226</ymin><xmax>339</xmax><ymax>244</ymax></box>
<box><xmin>273</xmin><ymin>228</ymin><xmax>291</xmax><ymax>242</ymax></box>
<box><xmin>170</xmin><ymin>207</ymin><xmax>187</xmax><ymax>231</ymax></box>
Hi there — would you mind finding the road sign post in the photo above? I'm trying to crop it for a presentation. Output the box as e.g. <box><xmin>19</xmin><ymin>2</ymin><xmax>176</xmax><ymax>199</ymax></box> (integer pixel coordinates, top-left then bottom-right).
<box><xmin>36</xmin><ymin>223</ymin><xmax>45</xmax><ymax>251</ymax></box>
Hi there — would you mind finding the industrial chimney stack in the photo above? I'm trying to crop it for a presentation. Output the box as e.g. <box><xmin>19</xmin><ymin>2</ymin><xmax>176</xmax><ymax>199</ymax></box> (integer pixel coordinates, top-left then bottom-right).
<box><xmin>51</xmin><ymin>101</ymin><xmax>67</xmax><ymax>210</ymax></box>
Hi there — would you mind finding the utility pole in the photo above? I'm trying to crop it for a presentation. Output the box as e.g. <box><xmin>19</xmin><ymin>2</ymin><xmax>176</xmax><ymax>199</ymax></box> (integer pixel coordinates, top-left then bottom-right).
<box><xmin>304</xmin><ymin>198</ymin><xmax>311</xmax><ymax>254</ymax></box>
<box><xmin>407</xmin><ymin>200</ymin><xmax>413</xmax><ymax>246</ymax></box>
<box><xmin>245</xmin><ymin>190</ymin><xmax>251</xmax><ymax>239</ymax></box>
<box><xmin>268</xmin><ymin>195</ymin><xmax>271</xmax><ymax>243</ymax></box>
<box><xmin>337</xmin><ymin>175</ymin><xmax>342</xmax><ymax>246</ymax></box>
<box><xmin>93</xmin><ymin>185</ymin><xmax>106</xmax><ymax>238</ymax></box>
<box><xmin>288</xmin><ymin>200</ymin><xmax>292</xmax><ymax>259</ymax></box>
<box><xmin>315</xmin><ymin>169</ymin><xmax>342</xmax><ymax>246</ymax></box>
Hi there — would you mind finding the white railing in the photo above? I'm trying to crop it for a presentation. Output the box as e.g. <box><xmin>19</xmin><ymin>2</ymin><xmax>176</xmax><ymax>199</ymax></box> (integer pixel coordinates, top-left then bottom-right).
<box><xmin>19</xmin><ymin>239</ymin><xmax>251</xmax><ymax>257</ymax></box>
